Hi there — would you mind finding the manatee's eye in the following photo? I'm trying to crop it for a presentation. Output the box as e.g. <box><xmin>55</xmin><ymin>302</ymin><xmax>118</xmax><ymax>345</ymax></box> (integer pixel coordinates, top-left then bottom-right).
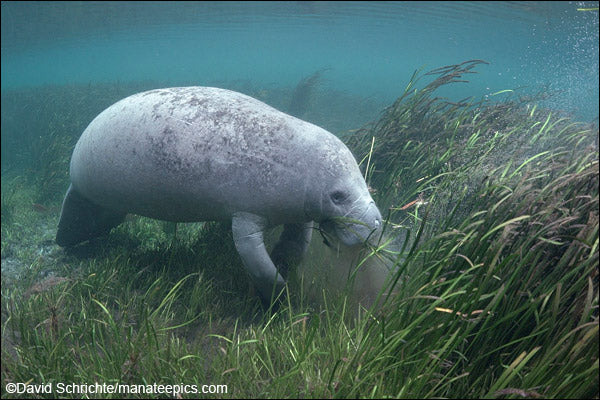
<box><xmin>330</xmin><ymin>190</ymin><xmax>348</xmax><ymax>205</ymax></box>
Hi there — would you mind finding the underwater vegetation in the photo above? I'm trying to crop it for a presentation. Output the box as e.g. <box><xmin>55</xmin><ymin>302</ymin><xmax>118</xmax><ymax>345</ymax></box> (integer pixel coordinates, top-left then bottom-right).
<box><xmin>287</xmin><ymin>68</ymin><xmax>329</xmax><ymax>119</ymax></box>
<box><xmin>345</xmin><ymin>60</ymin><xmax>598</xmax><ymax>397</ymax></box>
<box><xmin>1</xmin><ymin>61</ymin><xmax>598</xmax><ymax>398</ymax></box>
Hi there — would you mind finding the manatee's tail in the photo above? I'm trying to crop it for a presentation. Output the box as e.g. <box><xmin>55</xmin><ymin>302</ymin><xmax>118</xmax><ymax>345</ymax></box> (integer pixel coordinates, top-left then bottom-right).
<box><xmin>56</xmin><ymin>184</ymin><xmax>126</xmax><ymax>247</ymax></box>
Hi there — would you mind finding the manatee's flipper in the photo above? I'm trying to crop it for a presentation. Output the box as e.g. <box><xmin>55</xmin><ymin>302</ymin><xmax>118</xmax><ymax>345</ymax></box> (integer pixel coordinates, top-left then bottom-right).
<box><xmin>232</xmin><ymin>212</ymin><xmax>286</xmax><ymax>301</ymax></box>
<box><xmin>56</xmin><ymin>184</ymin><xmax>126</xmax><ymax>247</ymax></box>
<box><xmin>271</xmin><ymin>222</ymin><xmax>313</xmax><ymax>278</ymax></box>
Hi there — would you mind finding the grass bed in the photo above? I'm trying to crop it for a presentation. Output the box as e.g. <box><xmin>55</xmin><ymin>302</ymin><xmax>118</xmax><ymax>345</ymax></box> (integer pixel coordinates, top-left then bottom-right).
<box><xmin>1</xmin><ymin>62</ymin><xmax>598</xmax><ymax>398</ymax></box>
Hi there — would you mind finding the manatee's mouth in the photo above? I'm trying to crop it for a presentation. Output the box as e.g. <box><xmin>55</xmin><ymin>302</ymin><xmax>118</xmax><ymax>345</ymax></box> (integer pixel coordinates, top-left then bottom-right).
<box><xmin>318</xmin><ymin>219</ymin><xmax>341</xmax><ymax>246</ymax></box>
<box><xmin>319</xmin><ymin>214</ymin><xmax>381</xmax><ymax>247</ymax></box>
<box><xmin>318</xmin><ymin>197</ymin><xmax>382</xmax><ymax>247</ymax></box>
<box><xmin>317</xmin><ymin>220</ymin><xmax>336</xmax><ymax>247</ymax></box>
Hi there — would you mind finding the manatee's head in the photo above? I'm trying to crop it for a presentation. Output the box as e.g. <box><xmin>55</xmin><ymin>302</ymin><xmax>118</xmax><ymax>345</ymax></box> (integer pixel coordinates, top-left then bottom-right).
<box><xmin>319</xmin><ymin>183</ymin><xmax>382</xmax><ymax>246</ymax></box>
<box><xmin>306</xmin><ymin>134</ymin><xmax>382</xmax><ymax>247</ymax></box>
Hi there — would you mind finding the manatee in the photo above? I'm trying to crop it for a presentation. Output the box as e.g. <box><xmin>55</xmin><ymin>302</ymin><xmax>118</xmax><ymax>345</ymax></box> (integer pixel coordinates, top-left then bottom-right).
<box><xmin>56</xmin><ymin>87</ymin><xmax>382</xmax><ymax>300</ymax></box>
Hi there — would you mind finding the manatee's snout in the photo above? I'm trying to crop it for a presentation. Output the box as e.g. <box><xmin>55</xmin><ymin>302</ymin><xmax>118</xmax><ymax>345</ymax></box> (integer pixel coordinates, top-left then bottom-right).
<box><xmin>361</xmin><ymin>200</ymin><xmax>383</xmax><ymax>241</ymax></box>
<box><xmin>325</xmin><ymin>199</ymin><xmax>383</xmax><ymax>247</ymax></box>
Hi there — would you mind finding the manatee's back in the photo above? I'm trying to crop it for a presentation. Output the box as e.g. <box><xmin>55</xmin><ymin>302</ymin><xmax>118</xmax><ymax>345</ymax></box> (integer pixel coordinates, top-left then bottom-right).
<box><xmin>69</xmin><ymin>87</ymin><xmax>324</xmax><ymax>223</ymax></box>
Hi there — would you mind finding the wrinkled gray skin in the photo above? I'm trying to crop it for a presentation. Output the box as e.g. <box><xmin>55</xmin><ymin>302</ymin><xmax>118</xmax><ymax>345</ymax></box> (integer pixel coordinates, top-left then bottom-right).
<box><xmin>56</xmin><ymin>87</ymin><xmax>382</xmax><ymax>300</ymax></box>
